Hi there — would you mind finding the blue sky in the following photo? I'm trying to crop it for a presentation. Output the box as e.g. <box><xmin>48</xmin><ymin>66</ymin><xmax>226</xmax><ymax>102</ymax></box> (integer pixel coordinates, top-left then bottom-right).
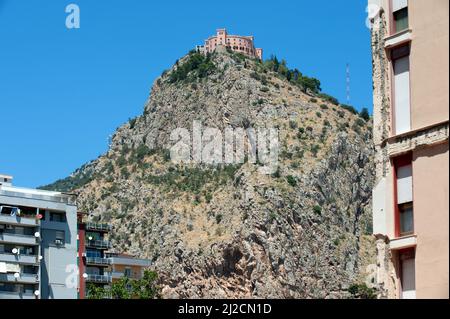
<box><xmin>0</xmin><ymin>0</ymin><xmax>373</xmax><ymax>188</ymax></box>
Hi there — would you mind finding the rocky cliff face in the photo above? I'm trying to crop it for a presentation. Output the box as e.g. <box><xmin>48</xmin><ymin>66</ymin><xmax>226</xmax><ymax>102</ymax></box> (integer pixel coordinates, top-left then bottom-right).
<box><xmin>43</xmin><ymin>50</ymin><xmax>376</xmax><ymax>298</ymax></box>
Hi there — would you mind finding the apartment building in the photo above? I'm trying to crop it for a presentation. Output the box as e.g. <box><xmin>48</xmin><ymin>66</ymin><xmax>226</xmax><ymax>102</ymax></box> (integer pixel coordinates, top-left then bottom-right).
<box><xmin>78</xmin><ymin>213</ymin><xmax>151</xmax><ymax>299</ymax></box>
<box><xmin>77</xmin><ymin>212</ymin><xmax>112</xmax><ymax>299</ymax></box>
<box><xmin>369</xmin><ymin>0</ymin><xmax>449</xmax><ymax>298</ymax></box>
<box><xmin>106</xmin><ymin>252</ymin><xmax>151</xmax><ymax>284</ymax></box>
<box><xmin>0</xmin><ymin>174</ymin><xmax>78</xmax><ymax>299</ymax></box>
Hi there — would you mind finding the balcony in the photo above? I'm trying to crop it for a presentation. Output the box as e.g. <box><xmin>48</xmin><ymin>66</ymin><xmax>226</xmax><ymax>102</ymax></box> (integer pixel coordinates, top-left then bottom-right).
<box><xmin>108</xmin><ymin>271</ymin><xmax>125</xmax><ymax>280</ymax></box>
<box><xmin>384</xmin><ymin>28</ymin><xmax>412</xmax><ymax>49</ymax></box>
<box><xmin>85</xmin><ymin>257</ymin><xmax>111</xmax><ymax>266</ymax></box>
<box><xmin>0</xmin><ymin>273</ymin><xmax>39</xmax><ymax>284</ymax></box>
<box><xmin>85</xmin><ymin>239</ymin><xmax>111</xmax><ymax>250</ymax></box>
<box><xmin>86</xmin><ymin>291</ymin><xmax>113</xmax><ymax>299</ymax></box>
<box><xmin>0</xmin><ymin>253</ymin><xmax>39</xmax><ymax>265</ymax></box>
<box><xmin>0</xmin><ymin>291</ymin><xmax>36</xmax><ymax>299</ymax></box>
<box><xmin>108</xmin><ymin>271</ymin><xmax>141</xmax><ymax>281</ymax></box>
<box><xmin>0</xmin><ymin>214</ymin><xmax>39</xmax><ymax>227</ymax></box>
<box><xmin>0</xmin><ymin>233</ymin><xmax>38</xmax><ymax>246</ymax></box>
<box><xmin>85</xmin><ymin>274</ymin><xmax>112</xmax><ymax>284</ymax></box>
<box><xmin>86</xmin><ymin>222</ymin><xmax>112</xmax><ymax>232</ymax></box>
<box><xmin>109</xmin><ymin>256</ymin><xmax>152</xmax><ymax>267</ymax></box>
<box><xmin>390</xmin><ymin>234</ymin><xmax>417</xmax><ymax>250</ymax></box>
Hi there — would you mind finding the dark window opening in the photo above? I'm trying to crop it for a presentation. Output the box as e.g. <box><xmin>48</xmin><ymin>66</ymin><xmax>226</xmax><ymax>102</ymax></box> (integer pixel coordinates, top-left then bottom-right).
<box><xmin>394</xmin><ymin>7</ymin><xmax>408</xmax><ymax>33</ymax></box>
<box><xmin>399</xmin><ymin>202</ymin><xmax>414</xmax><ymax>236</ymax></box>
<box><xmin>50</xmin><ymin>212</ymin><xmax>66</xmax><ymax>223</ymax></box>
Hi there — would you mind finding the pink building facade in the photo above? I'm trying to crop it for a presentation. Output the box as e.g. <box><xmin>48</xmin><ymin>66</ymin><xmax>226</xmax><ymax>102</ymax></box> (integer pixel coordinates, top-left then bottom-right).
<box><xmin>369</xmin><ymin>0</ymin><xmax>449</xmax><ymax>299</ymax></box>
<box><xmin>199</xmin><ymin>28</ymin><xmax>263</xmax><ymax>60</ymax></box>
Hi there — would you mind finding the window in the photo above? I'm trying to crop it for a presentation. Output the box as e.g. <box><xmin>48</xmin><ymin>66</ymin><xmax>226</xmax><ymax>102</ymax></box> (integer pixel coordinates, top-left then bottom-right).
<box><xmin>392</xmin><ymin>44</ymin><xmax>411</xmax><ymax>135</ymax></box>
<box><xmin>50</xmin><ymin>212</ymin><xmax>66</xmax><ymax>223</ymax></box>
<box><xmin>394</xmin><ymin>7</ymin><xmax>408</xmax><ymax>32</ymax></box>
<box><xmin>86</xmin><ymin>249</ymin><xmax>101</xmax><ymax>258</ymax></box>
<box><xmin>22</xmin><ymin>265</ymin><xmax>38</xmax><ymax>275</ymax></box>
<box><xmin>23</xmin><ymin>284</ymin><xmax>35</xmax><ymax>294</ymax></box>
<box><xmin>86</xmin><ymin>232</ymin><xmax>100</xmax><ymax>241</ymax></box>
<box><xmin>55</xmin><ymin>230</ymin><xmax>65</xmax><ymax>245</ymax></box>
<box><xmin>392</xmin><ymin>0</ymin><xmax>408</xmax><ymax>33</ymax></box>
<box><xmin>124</xmin><ymin>267</ymin><xmax>132</xmax><ymax>278</ymax></box>
<box><xmin>399</xmin><ymin>249</ymin><xmax>416</xmax><ymax>299</ymax></box>
<box><xmin>394</xmin><ymin>154</ymin><xmax>414</xmax><ymax>237</ymax></box>
<box><xmin>399</xmin><ymin>203</ymin><xmax>414</xmax><ymax>235</ymax></box>
<box><xmin>86</xmin><ymin>267</ymin><xmax>100</xmax><ymax>275</ymax></box>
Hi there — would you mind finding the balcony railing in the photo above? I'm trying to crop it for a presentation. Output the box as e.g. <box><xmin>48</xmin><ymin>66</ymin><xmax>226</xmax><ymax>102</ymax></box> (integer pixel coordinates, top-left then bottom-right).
<box><xmin>85</xmin><ymin>257</ymin><xmax>111</xmax><ymax>266</ymax></box>
<box><xmin>0</xmin><ymin>214</ymin><xmax>39</xmax><ymax>226</ymax></box>
<box><xmin>86</xmin><ymin>222</ymin><xmax>112</xmax><ymax>232</ymax></box>
<box><xmin>85</xmin><ymin>239</ymin><xmax>111</xmax><ymax>249</ymax></box>
<box><xmin>0</xmin><ymin>273</ymin><xmax>39</xmax><ymax>284</ymax></box>
<box><xmin>0</xmin><ymin>291</ymin><xmax>37</xmax><ymax>299</ymax></box>
<box><xmin>0</xmin><ymin>233</ymin><xmax>38</xmax><ymax>246</ymax></box>
<box><xmin>104</xmin><ymin>271</ymin><xmax>123</xmax><ymax>280</ymax></box>
<box><xmin>85</xmin><ymin>274</ymin><xmax>112</xmax><ymax>283</ymax></box>
<box><xmin>86</xmin><ymin>291</ymin><xmax>113</xmax><ymax>299</ymax></box>
<box><xmin>0</xmin><ymin>253</ymin><xmax>39</xmax><ymax>265</ymax></box>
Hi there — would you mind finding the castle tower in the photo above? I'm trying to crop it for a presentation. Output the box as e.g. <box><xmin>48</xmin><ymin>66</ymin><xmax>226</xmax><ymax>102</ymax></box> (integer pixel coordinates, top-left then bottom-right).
<box><xmin>202</xmin><ymin>28</ymin><xmax>263</xmax><ymax>60</ymax></box>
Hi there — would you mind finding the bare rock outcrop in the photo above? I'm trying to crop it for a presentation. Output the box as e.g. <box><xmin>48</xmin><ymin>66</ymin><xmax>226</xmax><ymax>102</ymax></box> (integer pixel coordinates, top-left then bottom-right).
<box><xmin>43</xmin><ymin>50</ymin><xmax>376</xmax><ymax>298</ymax></box>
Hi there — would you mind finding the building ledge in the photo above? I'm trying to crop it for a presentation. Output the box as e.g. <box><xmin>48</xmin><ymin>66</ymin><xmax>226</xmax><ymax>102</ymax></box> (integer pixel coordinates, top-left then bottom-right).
<box><xmin>382</xmin><ymin>120</ymin><xmax>449</xmax><ymax>157</ymax></box>
<box><xmin>389</xmin><ymin>234</ymin><xmax>417</xmax><ymax>250</ymax></box>
<box><xmin>386</xmin><ymin>120</ymin><xmax>449</xmax><ymax>142</ymax></box>
<box><xmin>384</xmin><ymin>29</ymin><xmax>413</xmax><ymax>49</ymax></box>
<box><xmin>109</xmin><ymin>256</ymin><xmax>152</xmax><ymax>267</ymax></box>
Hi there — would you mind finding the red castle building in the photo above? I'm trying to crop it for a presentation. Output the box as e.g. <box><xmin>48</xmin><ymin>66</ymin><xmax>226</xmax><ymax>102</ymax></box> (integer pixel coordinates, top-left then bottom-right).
<box><xmin>197</xmin><ymin>28</ymin><xmax>263</xmax><ymax>60</ymax></box>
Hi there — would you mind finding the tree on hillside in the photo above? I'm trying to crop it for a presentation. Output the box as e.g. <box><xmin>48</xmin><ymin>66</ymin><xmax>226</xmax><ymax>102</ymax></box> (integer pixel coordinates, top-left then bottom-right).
<box><xmin>359</xmin><ymin>107</ymin><xmax>370</xmax><ymax>121</ymax></box>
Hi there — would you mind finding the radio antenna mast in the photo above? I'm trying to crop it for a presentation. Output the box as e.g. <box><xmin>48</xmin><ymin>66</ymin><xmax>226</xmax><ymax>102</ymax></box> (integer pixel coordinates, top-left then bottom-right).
<box><xmin>346</xmin><ymin>63</ymin><xmax>351</xmax><ymax>105</ymax></box>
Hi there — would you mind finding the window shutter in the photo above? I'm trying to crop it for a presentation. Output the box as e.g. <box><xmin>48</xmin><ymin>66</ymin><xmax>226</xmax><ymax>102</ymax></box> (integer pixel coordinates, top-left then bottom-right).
<box><xmin>401</xmin><ymin>257</ymin><xmax>416</xmax><ymax>299</ymax></box>
<box><xmin>397</xmin><ymin>164</ymin><xmax>413</xmax><ymax>204</ymax></box>
<box><xmin>394</xmin><ymin>56</ymin><xmax>411</xmax><ymax>134</ymax></box>
<box><xmin>393</xmin><ymin>0</ymin><xmax>408</xmax><ymax>12</ymax></box>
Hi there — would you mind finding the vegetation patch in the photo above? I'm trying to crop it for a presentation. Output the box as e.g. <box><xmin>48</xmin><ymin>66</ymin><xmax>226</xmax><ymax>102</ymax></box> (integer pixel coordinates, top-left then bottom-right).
<box><xmin>87</xmin><ymin>270</ymin><xmax>161</xmax><ymax>299</ymax></box>
<box><xmin>168</xmin><ymin>52</ymin><xmax>216</xmax><ymax>83</ymax></box>
<box><xmin>286</xmin><ymin>175</ymin><xmax>297</xmax><ymax>187</ymax></box>
<box><xmin>146</xmin><ymin>164</ymin><xmax>241</xmax><ymax>194</ymax></box>
<box><xmin>348</xmin><ymin>283</ymin><xmax>377</xmax><ymax>299</ymax></box>
<box><xmin>262</xmin><ymin>56</ymin><xmax>321</xmax><ymax>94</ymax></box>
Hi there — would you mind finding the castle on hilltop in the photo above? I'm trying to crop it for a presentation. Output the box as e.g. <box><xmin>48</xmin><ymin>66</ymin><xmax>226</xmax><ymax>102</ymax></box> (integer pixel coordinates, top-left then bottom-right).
<box><xmin>197</xmin><ymin>28</ymin><xmax>263</xmax><ymax>60</ymax></box>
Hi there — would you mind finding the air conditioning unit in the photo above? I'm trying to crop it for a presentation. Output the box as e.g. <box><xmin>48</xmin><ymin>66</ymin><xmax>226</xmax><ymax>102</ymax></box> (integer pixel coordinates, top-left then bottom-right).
<box><xmin>55</xmin><ymin>239</ymin><xmax>64</xmax><ymax>246</ymax></box>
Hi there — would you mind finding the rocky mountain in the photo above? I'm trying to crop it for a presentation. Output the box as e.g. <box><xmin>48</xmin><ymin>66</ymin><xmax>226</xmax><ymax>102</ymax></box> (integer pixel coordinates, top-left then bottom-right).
<box><xmin>42</xmin><ymin>49</ymin><xmax>376</xmax><ymax>298</ymax></box>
